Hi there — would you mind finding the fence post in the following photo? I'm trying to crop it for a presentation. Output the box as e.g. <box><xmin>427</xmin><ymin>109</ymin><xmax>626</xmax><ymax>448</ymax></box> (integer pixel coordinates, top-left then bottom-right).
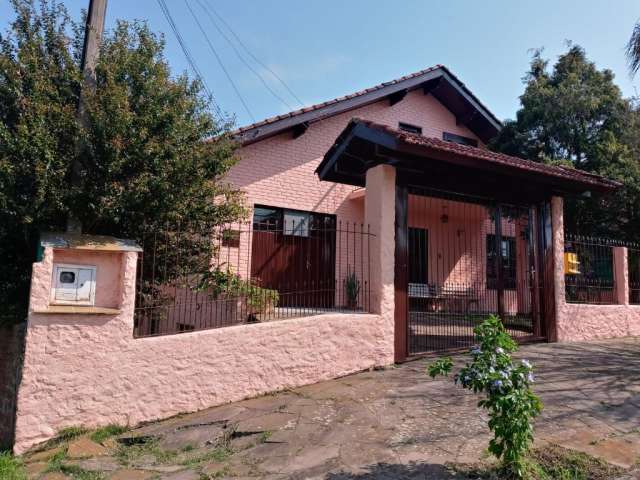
<box><xmin>613</xmin><ymin>246</ymin><xmax>629</xmax><ymax>305</ymax></box>
<box><xmin>550</xmin><ymin>196</ymin><xmax>564</xmax><ymax>342</ymax></box>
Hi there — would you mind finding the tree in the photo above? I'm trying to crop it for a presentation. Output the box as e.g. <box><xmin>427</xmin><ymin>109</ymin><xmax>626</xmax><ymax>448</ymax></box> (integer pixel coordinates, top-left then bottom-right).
<box><xmin>627</xmin><ymin>20</ymin><xmax>640</xmax><ymax>76</ymax></box>
<box><xmin>0</xmin><ymin>0</ymin><xmax>245</xmax><ymax>323</ymax></box>
<box><xmin>491</xmin><ymin>45</ymin><xmax>640</xmax><ymax>239</ymax></box>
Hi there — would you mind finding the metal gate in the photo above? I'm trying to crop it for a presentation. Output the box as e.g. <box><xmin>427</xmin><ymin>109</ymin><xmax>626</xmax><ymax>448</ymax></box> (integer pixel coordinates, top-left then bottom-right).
<box><xmin>406</xmin><ymin>189</ymin><xmax>541</xmax><ymax>355</ymax></box>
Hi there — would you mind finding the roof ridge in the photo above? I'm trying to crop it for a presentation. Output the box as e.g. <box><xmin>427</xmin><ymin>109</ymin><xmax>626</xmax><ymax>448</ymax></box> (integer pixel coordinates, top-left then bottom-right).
<box><xmin>234</xmin><ymin>64</ymin><xmax>446</xmax><ymax>134</ymax></box>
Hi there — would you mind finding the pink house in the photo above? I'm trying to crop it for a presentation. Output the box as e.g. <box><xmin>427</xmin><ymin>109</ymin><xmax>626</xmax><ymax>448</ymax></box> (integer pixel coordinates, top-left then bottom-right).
<box><xmin>8</xmin><ymin>65</ymin><xmax>636</xmax><ymax>454</ymax></box>
<box><xmin>223</xmin><ymin>65</ymin><xmax>618</xmax><ymax>359</ymax></box>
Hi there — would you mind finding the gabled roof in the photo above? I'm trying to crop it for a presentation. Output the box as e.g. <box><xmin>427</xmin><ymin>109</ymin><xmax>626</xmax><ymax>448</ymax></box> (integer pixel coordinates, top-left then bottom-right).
<box><xmin>316</xmin><ymin>119</ymin><xmax>620</xmax><ymax>198</ymax></box>
<box><xmin>235</xmin><ymin>65</ymin><xmax>502</xmax><ymax>145</ymax></box>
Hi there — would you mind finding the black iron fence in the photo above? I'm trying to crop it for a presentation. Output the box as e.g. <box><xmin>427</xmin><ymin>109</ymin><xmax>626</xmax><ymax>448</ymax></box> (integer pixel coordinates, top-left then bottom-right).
<box><xmin>629</xmin><ymin>247</ymin><xmax>640</xmax><ymax>305</ymax></box>
<box><xmin>564</xmin><ymin>234</ymin><xmax>616</xmax><ymax>304</ymax></box>
<box><xmin>134</xmin><ymin>221</ymin><xmax>374</xmax><ymax>338</ymax></box>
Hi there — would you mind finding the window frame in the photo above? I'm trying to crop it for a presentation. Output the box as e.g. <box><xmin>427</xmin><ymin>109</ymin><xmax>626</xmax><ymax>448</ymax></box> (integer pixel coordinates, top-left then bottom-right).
<box><xmin>443</xmin><ymin>131</ymin><xmax>478</xmax><ymax>147</ymax></box>
<box><xmin>398</xmin><ymin>122</ymin><xmax>423</xmax><ymax>134</ymax></box>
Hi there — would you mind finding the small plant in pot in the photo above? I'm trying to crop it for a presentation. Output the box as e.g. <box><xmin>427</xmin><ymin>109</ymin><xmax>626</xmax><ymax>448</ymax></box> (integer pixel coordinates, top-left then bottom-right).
<box><xmin>243</xmin><ymin>283</ymin><xmax>279</xmax><ymax>322</ymax></box>
<box><xmin>344</xmin><ymin>270</ymin><xmax>360</xmax><ymax>310</ymax></box>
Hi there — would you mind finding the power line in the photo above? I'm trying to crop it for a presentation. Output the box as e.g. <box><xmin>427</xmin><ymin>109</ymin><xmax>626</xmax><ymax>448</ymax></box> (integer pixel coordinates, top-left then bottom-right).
<box><xmin>156</xmin><ymin>0</ymin><xmax>224</xmax><ymax>120</ymax></box>
<box><xmin>194</xmin><ymin>0</ymin><xmax>294</xmax><ymax>111</ymax></box>
<box><xmin>202</xmin><ymin>0</ymin><xmax>304</xmax><ymax>108</ymax></box>
<box><xmin>184</xmin><ymin>0</ymin><xmax>255</xmax><ymax>122</ymax></box>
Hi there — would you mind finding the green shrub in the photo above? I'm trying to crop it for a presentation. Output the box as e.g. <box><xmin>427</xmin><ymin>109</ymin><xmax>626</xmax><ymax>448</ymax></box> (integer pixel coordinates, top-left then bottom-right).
<box><xmin>0</xmin><ymin>451</ymin><xmax>26</xmax><ymax>480</ymax></box>
<box><xmin>428</xmin><ymin>315</ymin><xmax>542</xmax><ymax>479</ymax></box>
<box><xmin>344</xmin><ymin>270</ymin><xmax>360</xmax><ymax>309</ymax></box>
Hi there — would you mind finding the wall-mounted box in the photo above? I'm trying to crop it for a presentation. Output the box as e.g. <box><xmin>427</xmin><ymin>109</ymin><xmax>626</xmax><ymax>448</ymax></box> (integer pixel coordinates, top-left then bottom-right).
<box><xmin>51</xmin><ymin>263</ymin><xmax>97</xmax><ymax>306</ymax></box>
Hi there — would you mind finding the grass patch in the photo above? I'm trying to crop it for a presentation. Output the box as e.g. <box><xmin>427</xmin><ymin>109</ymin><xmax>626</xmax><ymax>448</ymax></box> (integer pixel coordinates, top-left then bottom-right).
<box><xmin>0</xmin><ymin>451</ymin><xmax>26</xmax><ymax>480</ymax></box>
<box><xmin>453</xmin><ymin>445</ymin><xmax>624</xmax><ymax>479</ymax></box>
<box><xmin>180</xmin><ymin>446</ymin><xmax>233</xmax><ymax>467</ymax></box>
<box><xmin>90</xmin><ymin>424</ymin><xmax>128</xmax><ymax>444</ymax></box>
<box><xmin>49</xmin><ymin>463</ymin><xmax>105</xmax><ymax>480</ymax></box>
<box><xmin>114</xmin><ymin>437</ymin><xmax>177</xmax><ymax>466</ymax></box>
<box><xmin>39</xmin><ymin>425</ymin><xmax>89</xmax><ymax>449</ymax></box>
<box><xmin>45</xmin><ymin>448</ymin><xmax>105</xmax><ymax>480</ymax></box>
<box><xmin>528</xmin><ymin>445</ymin><xmax>623</xmax><ymax>480</ymax></box>
<box><xmin>56</xmin><ymin>426</ymin><xmax>89</xmax><ymax>442</ymax></box>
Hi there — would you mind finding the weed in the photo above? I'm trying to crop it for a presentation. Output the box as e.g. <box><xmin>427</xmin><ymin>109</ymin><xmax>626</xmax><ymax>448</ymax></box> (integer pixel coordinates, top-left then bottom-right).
<box><xmin>452</xmin><ymin>445</ymin><xmax>623</xmax><ymax>480</ymax></box>
<box><xmin>56</xmin><ymin>426</ymin><xmax>89</xmax><ymax>442</ymax></box>
<box><xmin>259</xmin><ymin>431</ymin><xmax>272</xmax><ymax>443</ymax></box>
<box><xmin>180</xmin><ymin>447</ymin><xmax>233</xmax><ymax>467</ymax></box>
<box><xmin>90</xmin><ymin>424</ymin><xmax>128</xmax><ymax>444</ymax></box>
<box><xmin>528</xmin><ymin>445</ymin><xmax>622</xmax><ymax>480</ymax></box>
<box><xmin>114</xmin><ymin>437</ymin><xmax>177</xmax><ymax>466</ymax></box>
<box><xmin>181</xmin><ymin>444</ymin><xmax>195</xmax><ymax>452</ymax></box>
<box><xmin>45</xmin><ymin>448</ymin><xmax>105</xmax><ymax>480</ymax></box>
<box><xmin>0</xmin><ymin>451</ymin><xmax>26</xmax><ymax>480</ymax></box>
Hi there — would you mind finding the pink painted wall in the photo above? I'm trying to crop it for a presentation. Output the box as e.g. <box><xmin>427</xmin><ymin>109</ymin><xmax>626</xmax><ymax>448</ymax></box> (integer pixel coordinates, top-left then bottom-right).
<box><xmin>551</xmin><ymin>196</ymin><xmax>640</xmax><ymax>341</ymax></box>
<box><xmin>224</xmin><ymin>90</ymin><xmax>481</xmax><ymax>289</ymax></box>
<box><xmin>13</xmin><ymin>247</ymin><xmax>393</xmax><ymax>454</ymax></box>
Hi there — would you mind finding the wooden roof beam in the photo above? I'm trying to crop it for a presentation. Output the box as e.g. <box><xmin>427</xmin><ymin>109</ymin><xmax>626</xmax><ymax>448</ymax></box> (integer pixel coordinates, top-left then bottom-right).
<box><xmin>388</xmin><ymin>89</ymin><xmax>408</xmax><ymax>106</ymax></box>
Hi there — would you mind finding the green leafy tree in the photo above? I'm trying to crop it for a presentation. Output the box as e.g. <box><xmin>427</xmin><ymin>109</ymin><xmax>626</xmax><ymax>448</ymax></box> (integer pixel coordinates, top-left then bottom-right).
<box><xmin>627</xmin><ymin>20</ymin><xmax>640</xmax><ymax>76</ymax></box>
<box><xmin>0</xmin><ymin>0</ymin><xmax>245</xmax><ymax>323</ymax></box>
<box><xmin>491</xmin><ymin>45</ymin><xmax>640</xmax><ymax>239</ymax></box>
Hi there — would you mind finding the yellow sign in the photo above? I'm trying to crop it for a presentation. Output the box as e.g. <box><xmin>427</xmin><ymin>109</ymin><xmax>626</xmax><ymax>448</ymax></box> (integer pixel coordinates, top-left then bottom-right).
<box><xmin>564</xmin><ymin>252</ymin><xmax>580</xmax><ymax>274</ymax></box>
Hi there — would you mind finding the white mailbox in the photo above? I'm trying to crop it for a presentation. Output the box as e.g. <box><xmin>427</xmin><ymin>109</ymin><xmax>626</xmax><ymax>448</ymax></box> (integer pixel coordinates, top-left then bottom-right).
<box><xmin>51</xmin><ymin>263</ymin><xmax>97</xmax><ymax>306</ymax></box>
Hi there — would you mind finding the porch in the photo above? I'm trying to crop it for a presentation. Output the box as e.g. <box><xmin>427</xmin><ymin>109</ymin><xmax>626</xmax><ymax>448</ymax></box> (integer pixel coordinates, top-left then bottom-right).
<box><xmin>317</xmin><ymin>118</ymin><xmax>620</xmax><ymax>361</ymax></box>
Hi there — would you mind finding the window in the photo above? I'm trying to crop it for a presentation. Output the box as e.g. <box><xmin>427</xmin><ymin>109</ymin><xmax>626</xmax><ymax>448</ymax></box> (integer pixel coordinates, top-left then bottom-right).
<box><xmin>283</xmin><ymin>210</ymin><xmax>310</xmax><ymax>237</ymax></box>
<box><xmin>486</xmin><ymin>235</ymin><xmax>517</xmax><ymax>289</ymax></box>
<box><xmin>409</xmin><ymin>228</ymin><xmax>428</xmax><ymax>284</ymax></box>
<box><xmin>443</xmin><ymin>132</ymin><xmax>478</xmax><ymax>147</ymax></box>
<box><xmin>253</xmin><ymin>206</ymin><xmax>281</xmax><ymax>230</ymax></box>
<box><xmin>399</xmin><ymin>122</ymin><xmax>422</xmax><ymax>134</ymax></box>
<box><xmin>252</xmin><ymin>205</ymin><xmax>335</xmax><ymax>236</ymax></box>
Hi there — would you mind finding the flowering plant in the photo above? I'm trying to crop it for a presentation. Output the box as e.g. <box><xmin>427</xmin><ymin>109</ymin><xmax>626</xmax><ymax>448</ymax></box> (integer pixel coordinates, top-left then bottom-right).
<box><xmin>428</xmin><ymin>315</ymin><xmax>542</xmax><ymax>478</ymax></box>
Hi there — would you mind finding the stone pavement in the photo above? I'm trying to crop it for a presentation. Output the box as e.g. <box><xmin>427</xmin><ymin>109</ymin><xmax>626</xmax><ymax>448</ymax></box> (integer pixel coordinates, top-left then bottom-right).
<box><xmin>23</xmin><ymin>337</ymin><xmax>640</xmax><ymax>479</ymax></box>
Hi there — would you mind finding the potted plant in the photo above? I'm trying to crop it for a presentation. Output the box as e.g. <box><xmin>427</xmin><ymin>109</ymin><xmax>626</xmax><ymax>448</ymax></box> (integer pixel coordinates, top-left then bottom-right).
<box><xmin>344</xmin><ymin>270</ymin><xmax>360</xmax><ymax>310</ymax></box>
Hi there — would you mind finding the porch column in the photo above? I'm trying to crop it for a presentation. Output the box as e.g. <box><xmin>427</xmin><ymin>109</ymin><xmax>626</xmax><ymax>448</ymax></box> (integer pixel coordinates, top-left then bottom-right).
<box><xmin>613</xmin><ymin>247</ymin><xmax>629</xmax><ymax>305</ymax></box>
<box><xmin>550</xmin><ymin>195</ymin><xmax>565</xmax><ymax>342</ymax></box>
<box><xmin>363</xmin><ymin>165</ymin><xmax>398</xmax><ymax>358</ymax></box>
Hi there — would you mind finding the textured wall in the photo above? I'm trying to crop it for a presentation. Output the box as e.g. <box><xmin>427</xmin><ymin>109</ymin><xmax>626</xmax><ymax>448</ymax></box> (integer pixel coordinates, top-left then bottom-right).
<box><xmin>556</xmin><ymin>303</ymin><xmax>640</xmax><ymax>341</ymax></box>
<box><xmin>13</xmin><ymin>247</ymin><xmax>392</xmax><ymax>454</ymax></box>
<box><xmin>551</xmin><ymin>196</ymin><xmax>640</xmax><ymax>341</ymax></box>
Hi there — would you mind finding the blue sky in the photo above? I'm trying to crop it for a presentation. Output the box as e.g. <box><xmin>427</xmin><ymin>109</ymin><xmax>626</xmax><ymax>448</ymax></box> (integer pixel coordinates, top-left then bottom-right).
<box><xmin>2</xmin><ymin>1</ymin><xmax>639</xmax><ymax>128</ymax></box>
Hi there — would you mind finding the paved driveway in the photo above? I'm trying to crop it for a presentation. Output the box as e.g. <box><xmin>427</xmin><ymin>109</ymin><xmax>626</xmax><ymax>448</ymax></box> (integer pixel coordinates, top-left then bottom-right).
<box><xmin>26</xmin><ymin>337</ymin><xmax>640</xmax><ymax>479</ymax></box>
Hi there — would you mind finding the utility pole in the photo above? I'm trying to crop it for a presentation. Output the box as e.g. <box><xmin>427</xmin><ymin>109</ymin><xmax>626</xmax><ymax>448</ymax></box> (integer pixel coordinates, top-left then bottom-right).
<box><xmin>67</xmin><ymin>0</ymin><xmax>108</xmax><ymax>233</ymax></box>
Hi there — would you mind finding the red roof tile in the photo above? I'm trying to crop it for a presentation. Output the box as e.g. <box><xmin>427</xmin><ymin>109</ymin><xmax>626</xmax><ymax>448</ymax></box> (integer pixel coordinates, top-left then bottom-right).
<box><xmin>234</xmin><ymin>65</ymin><xmax>501</xmax><ymax>143</ymax></box>
<box><xmin>342</xmin><ymin>119</ymin><xmax>621</xmax><ymax>191</ymax></box>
